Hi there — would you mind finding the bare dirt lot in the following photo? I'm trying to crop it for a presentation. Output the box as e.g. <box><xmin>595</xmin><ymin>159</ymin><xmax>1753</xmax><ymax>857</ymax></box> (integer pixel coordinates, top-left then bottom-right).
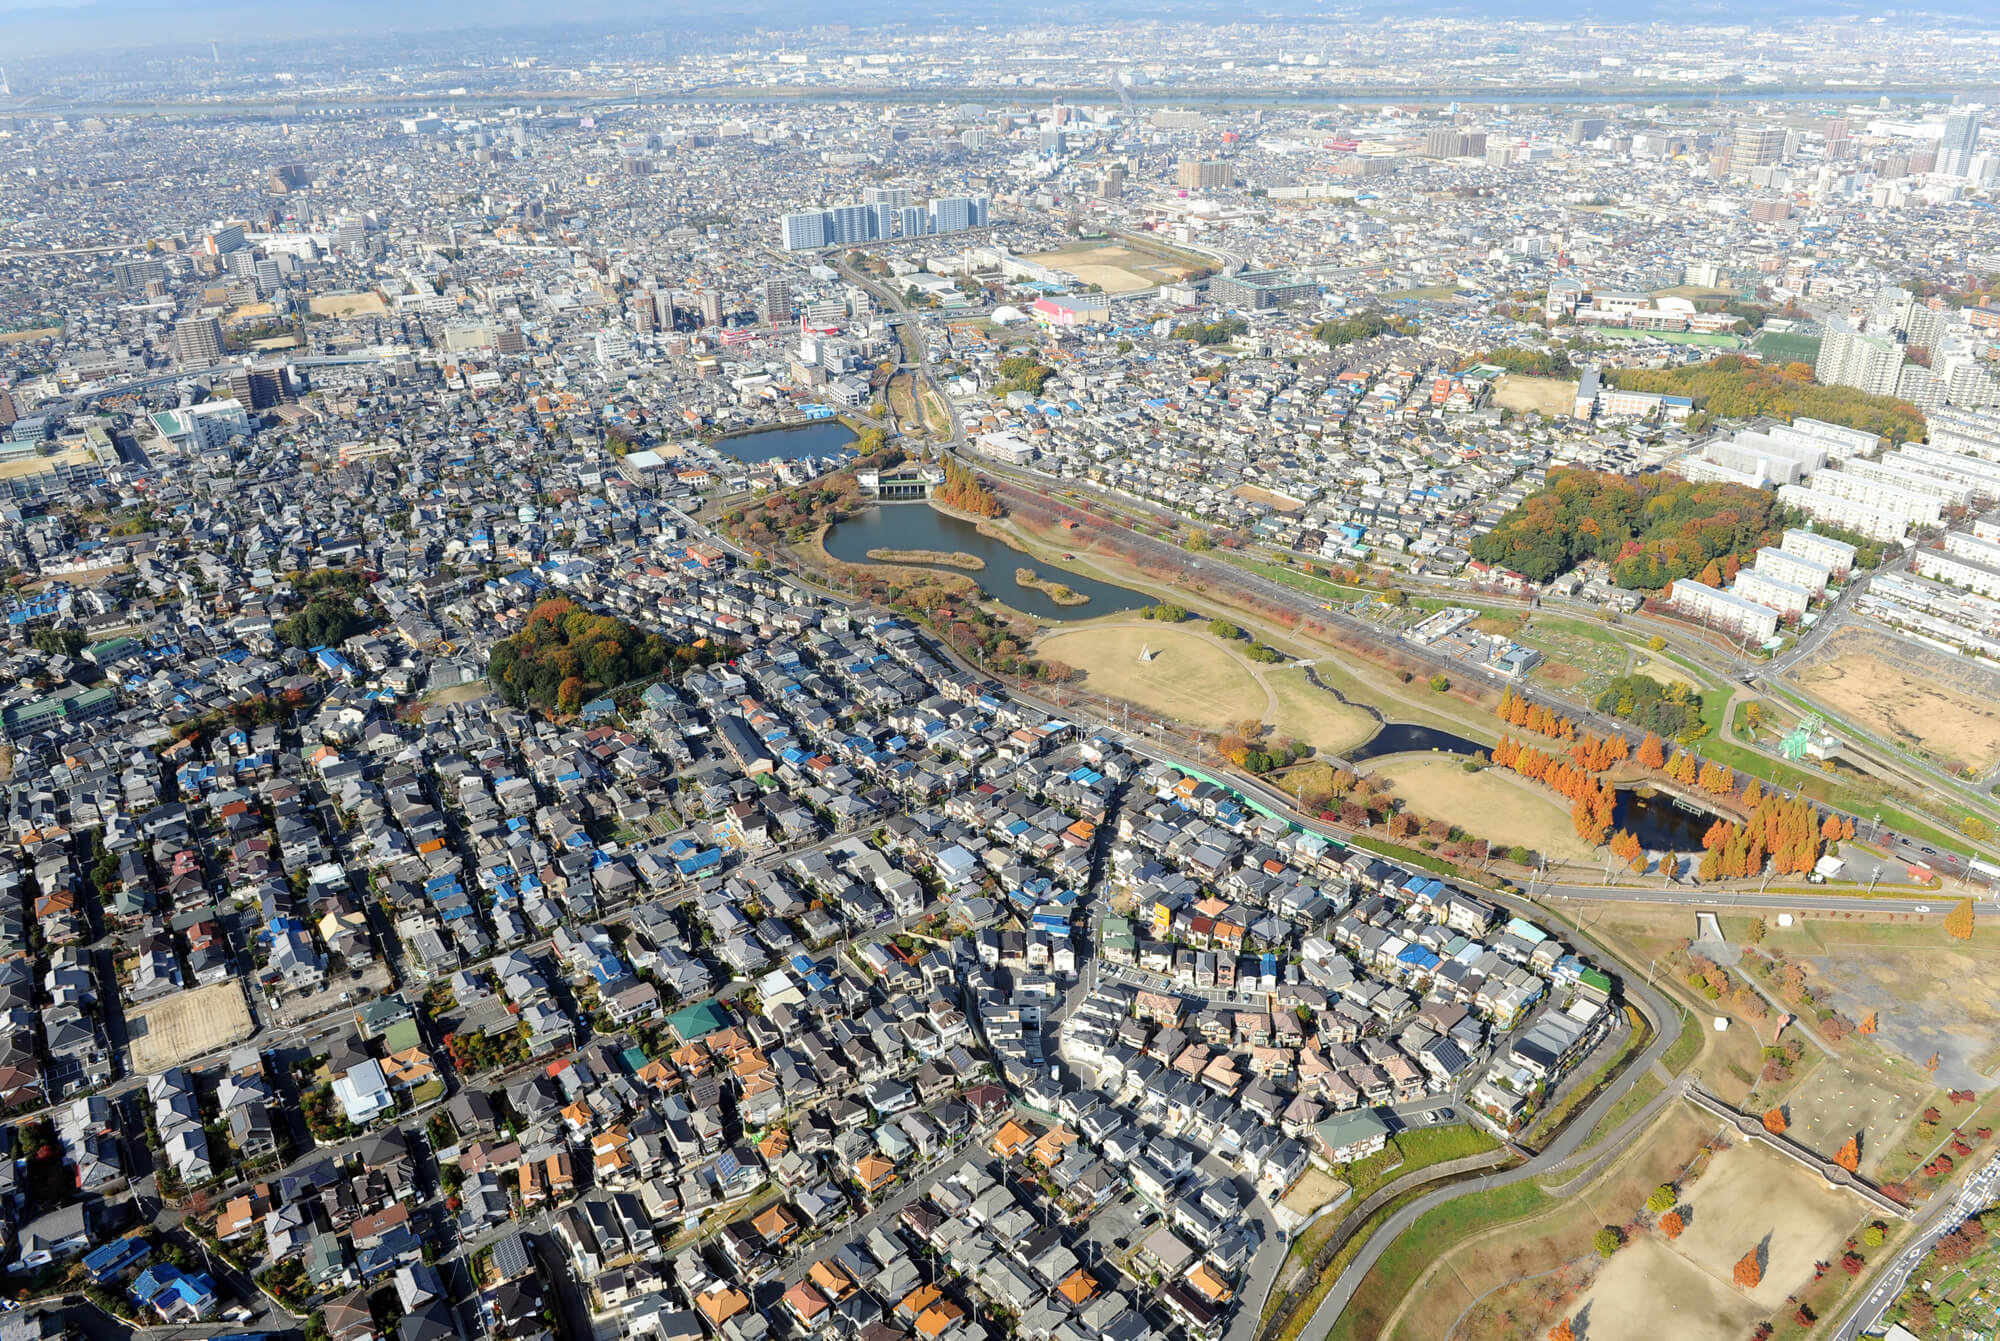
<box><xmin>1780</xmin><ymin>1059</ymin><xmax>1921</xmax><ymax>1178</ymax></box>
<box><xmin>1556</xmin><ymin>1141</ymin><xmax>1864</xmax><ymax>1340</ymax></box>
<box><xmin>1278</xmin><ymin>1167</ymin><xmax>1350</xmax><ymax>1219</ymax></box>
<box><xmin>1023</xmin><ymin>243</ymin><xmax>1196</xmax><ymax>294</ymax></box>
<box><xmin>129</xmin><ymin>981</ymin><xmax>256</xmax><ymax>1073</ymax></box>
<box><xmin>1670</xmin><ymin>1142</ymin><xmax>1863</xmax><ymax>1309</ymax></box>
<box><xmin>1491</xmin><ymin>374</ymin><xmax>1580</xmax><ymax>417</ymax></box>
<box><xmin>1794</xmin><ymin>626</ymin><xmax>2000</xmax><ymax>772</ymax></box>
<box><xmin>1233</xmin><ymin>484</ymin><xmax>1306</xmax><ymax>513</ymax></box>
<box><xmin>309</xmin><ymin>291</ymin><xmax>388</xmax><ymax>318</ymax></box>
<box><xmin>1566</xmin><ymin>1237</ymin><xmax>1762</xmax><ymax>1341</ymax></box>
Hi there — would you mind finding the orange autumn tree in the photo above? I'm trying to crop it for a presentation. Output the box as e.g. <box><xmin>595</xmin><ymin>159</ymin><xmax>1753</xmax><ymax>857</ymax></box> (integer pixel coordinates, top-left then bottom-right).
<box><xmin>1637</xmin><ymin>731</ymin><xmax>1666</xmax><ymax>770</ymax></box>
<box><xmin>1734</xmin><ymin>1249</ymin><xmax>1763</xmax><ymax>1289</ymax></box>
<box><xmin>1834</xmin><ymin>1136</ymin><xmax>1861</xmax><ymax>1172</ymax></box>
<box><xmin>1659</xmin><ymin>1210</ymin><xmax>1685</xmax><ymax>1240</ymax></box>
<box><xmin>1763</xmin><ymin>1107</ymin><xmax>1788</xmax><ymax>1135</ymax></box>
<box><xmin>1548</xmin><ymin>1322</ymin><xmax>1575</xmax><ymax>1341</ymax></box>
<box><xmin>1858</xmin><ymin>1011</ymin><xmax>1878</xmax><ymax>1036</ymax></box>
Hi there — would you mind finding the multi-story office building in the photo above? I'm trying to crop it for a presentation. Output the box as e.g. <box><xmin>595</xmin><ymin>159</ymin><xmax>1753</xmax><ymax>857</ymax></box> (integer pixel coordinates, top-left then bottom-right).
<box><xmin>1422</xmin><ymin>129</ymin><xmax>1487</xmax><ymax>159</ymax></box>
<box><xmin>780</xmin><ymin>212</ymin><xmax>830</xmax><ymax>251</ymax></box>
<box><xmin>148</xmin><ymin>398</ymin><xmax>248</xmax><ymax>451</ymax></box>
<box><xmin>174</xmin><ymin>317</ymin><xmax>226</xmax><ymax>366</ymax></box>
<box><xmin>1176</xmin><ymin>157</ymin><xmax>1234</xmax><ymax>188</ymax></box>
<box><xmin>1209</xmin><ymin>270</ymin><xmax>1318</xmax><ymax>311</ymax></box>
<box><xmin>594</xmin><ymin>328</ymin><xmax>634</xmax><ymax>366</ymax></box>
<box><xmin>928</xmin><ymin>195</ymin><xmax>990</xmax><ymax>233</ymax></box>
<box><xmin>760</xmin><ymin>279</ymin><xmax>793</xmax><ymax>326</ymax></box>
<box><xmin>1732</xmin><ymin>125</ymin><xmax>1787</xmax><ymax>170</ymax></box>
<box><xmin>1939</xmin><ymin>111</ymin><xmax>1982</xmax><ymax>176</ymax></box>
<box><xmin>112</xmin><ymin>257</ymin><xmax>165</xmax><ymax>290</ymax></box>
<box><xmin>227</xmin><ymin>363</ymin><xmax>288</xmax><ymax>411</ymax></box>
<box><xmin>204</xmin><ymin>224</ymin><xmax>247</xmax><ymax>255</ymax></box>
<box><xmin>776</xmin><ymin>194</ymin><xmax>991</xmax><ymax>250</ymax></box>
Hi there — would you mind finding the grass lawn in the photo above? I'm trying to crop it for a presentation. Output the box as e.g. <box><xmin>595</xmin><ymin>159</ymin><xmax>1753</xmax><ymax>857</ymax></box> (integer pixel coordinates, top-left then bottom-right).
<box><xmin>1333</xmin><ymin>1124</ymin><xmax>1504</xmax><ymax>1204</ymax></box>
<box><xmin>1328</xmin><ymin>1180</ymin><xmax>1557</xmax><ymax>1341</ymax></box>
<box><xmin>1580</xmin><ymin>1072</ymin><xmax>1664</xmax><ymax>1149</ymax></box>
<box><xmin>1661</xmin><ymin>1007</ymin><xmax>1704</xmax><ymax>1073</ymax></box>
<box><xmin>1366</xmin><ymin>754</ymin><xmax>1596</xmax><ymax>862</ymax></box>
<box><xmin>1265</xmin><ymin>666</ymin><xmax>1379</xmax><ymax>755</ymax></box>
<box><xmin>1033</xmin><ymin>620</ymin><xmax>1264</xmax><ymax>733</ymax></box>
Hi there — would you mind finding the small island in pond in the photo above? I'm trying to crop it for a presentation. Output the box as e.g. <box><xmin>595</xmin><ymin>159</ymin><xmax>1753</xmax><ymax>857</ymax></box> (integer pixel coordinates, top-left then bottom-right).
<box><xmin>1014</xmin><ymin>567</ymin><xmax>1090</xmax><ymax>606</ymax></box>
<box><xmin>865</xmin><ymin>547</ymin><xmax>986</xmax><ymax>571</ymax></box>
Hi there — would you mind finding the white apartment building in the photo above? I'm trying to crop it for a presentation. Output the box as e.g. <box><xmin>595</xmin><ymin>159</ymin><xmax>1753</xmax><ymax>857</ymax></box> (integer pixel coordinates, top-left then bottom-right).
<box><xmin>1792</xmin><ymin>469</ymin><xmax>1941</xmax><ymax>527</ymax></box>
<box><xmin>1753</xmin><ymin>544</ymin><xmax>1833</xmax><ymax>596</ymax></box>
<box><xmin>1841</xmin><ymin>455</ymin><xmax>1974</xmax><ymax>507</ymax></box>
<box><xmin>1815</xmin><ymin>326</ymin><xmax>1906</xmax><ymax>397</ymax></box>
<box><xmin>1781</xmin><ymin>527</ymin><xmax>1858</xmax><ymax>578</ymax></box>
<box><xmin>1670</xmin><ymin>579</ymin><xmax>1780</xmax><ymax>643</ymax></box>
<box><xmin>1890</xmin><ymin>445</ymin><xmax>2000</xmax><ymax>503</ymax></box>
<box><xmin>1775</xmin><ymin>484</ymin><xmax>1911</xmax><ymax>543</ymax></box>
<box><xmin>1733</xmin><ymin>567</ymin><xmax>1812</xmax><ymax>618</ymax></box>
<box><xmin>1943</xmin><ymin>529</ymin><xmax>2000</xmax><ymax>569</ymax></box>
<box><xmin>1767</xmin><ymin>418</ymin><xmax>1882</xmax><ymax>461</ymax></box>
<box><xmin>1696</xmin><ymin>430</ymin><xmax>1824</xmax><ymax>486</ymax></box>
<box><xmin>1929</xmin><ymin>409</ymin><xmax>2000</xmax><ymax>461</ymax></box>
<box><xmin>1679</xmin><ymin>456</ymin><xmax>1768</xmax><ymax>490</ymax></box>
<box><xmin>1913</xmin><ymin>545</ymin><xmax>2000</xmax><ymax>599</ymax></box>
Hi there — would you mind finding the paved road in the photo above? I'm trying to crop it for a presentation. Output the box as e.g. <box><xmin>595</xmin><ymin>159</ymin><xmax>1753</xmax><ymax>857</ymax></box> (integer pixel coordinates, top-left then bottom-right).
<box><xmin>1295</xmin><ymin>888</ymin><xmax>1683</xmax><ymax>1339</ymax></box>
<box><xmin>969</xmin><ymin>456</ymin><xmax>1998</xmax><ymax>870</ymax></box>
<box><xmin>1835</xmin><ymin>1150</ymin><xmax>2000</xmax><ymax>1340</ymax></box>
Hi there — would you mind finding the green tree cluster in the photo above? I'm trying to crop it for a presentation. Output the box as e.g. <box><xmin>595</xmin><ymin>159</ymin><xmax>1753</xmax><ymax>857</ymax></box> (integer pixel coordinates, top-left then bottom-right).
<box><xmin>993</xmin><ymin>354</ymin><xmax>1054</xmax><ymax>396</ymax></box>
<box><xmin>278</xmin><ymin>595</ymin><xmax>364</xmax><ymax>649</ymax></box>
<box><xmin>487</xmin><ymin>596</ymin><xmax>722</xmax><ymax>713</ymax></box>
<box><xmin>30</xmin><ymin>626</ymin><xmax>85</xmax><ymax>657</ymax></box>
<box><xmin>1172</xmin><ymin>318</ymin><xmax>1247</xmax><ymax>345</ymax></box>
<box><xmin>1593</xmin><ymin>673</ymin><xmax>1706</xmax><ymax>740</ymax></box>
<box><xmin>1607</xmin><ymin>355</ymin><xmax>1926</xmax><ymax>443</ymax></box>
<box><xmin>1312</xmin><ymin>310</ymin><xmax>1419</xmax><ymax>347</ymax></box>
<box><xmin>1475</xmin><ymin>346</ymin><xmax>1573</xmax><ymax>377</ymax></box>
<box><xmin>1470</xmin><ymin>467</ymin><xmax>1782</xmax><ymax>587</ymax></box>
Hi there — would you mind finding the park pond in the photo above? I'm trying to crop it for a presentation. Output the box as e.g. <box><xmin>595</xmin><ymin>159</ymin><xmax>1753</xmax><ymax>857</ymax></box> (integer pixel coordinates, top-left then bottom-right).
<box><xmin>715</xmin><ymin>419</ymin><xmax>858</xmax><ymax>464</ymax></box>
<box><xmin>824</xmin><ymin>503</ymin><xmax>1148</xmax><ymax>622</ymax></box>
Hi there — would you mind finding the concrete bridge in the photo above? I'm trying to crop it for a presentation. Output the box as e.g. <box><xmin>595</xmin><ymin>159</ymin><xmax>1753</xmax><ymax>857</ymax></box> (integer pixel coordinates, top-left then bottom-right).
<box><xmin>1684</xmin><ymin>1083</ymin><xmax>1913</xmax><ymax>1220</ymax></box>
